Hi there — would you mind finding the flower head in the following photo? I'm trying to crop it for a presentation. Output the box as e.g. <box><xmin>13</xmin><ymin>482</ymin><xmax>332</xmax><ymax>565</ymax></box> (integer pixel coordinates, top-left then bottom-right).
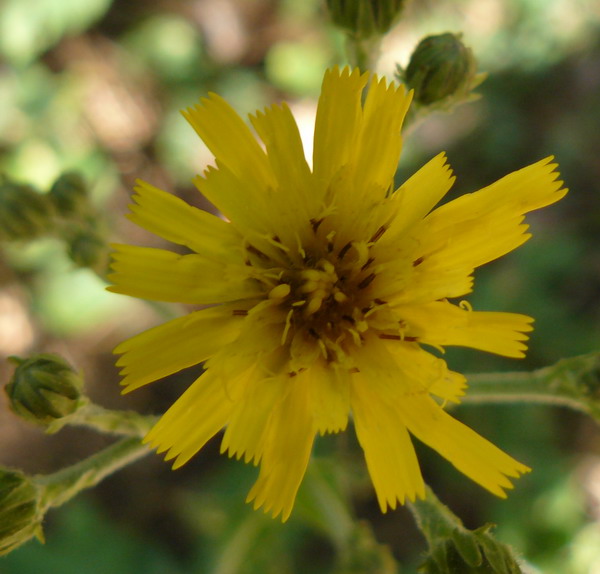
<box><xmin>109</xmin><ymin>67</ymin><xmax>567</xmax><ymax>521</ymax></box>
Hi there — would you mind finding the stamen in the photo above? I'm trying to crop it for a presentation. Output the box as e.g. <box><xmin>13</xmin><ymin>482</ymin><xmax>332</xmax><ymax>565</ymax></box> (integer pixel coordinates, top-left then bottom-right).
<box><xmin>269</xmin><ymin>283</ymin><xmax>291</xmax><ymax>300</ymax></box>
<box><xmin>281</xmin><ymin>308</ymin><xmax>294</xmax><ymax>344</ymax></box>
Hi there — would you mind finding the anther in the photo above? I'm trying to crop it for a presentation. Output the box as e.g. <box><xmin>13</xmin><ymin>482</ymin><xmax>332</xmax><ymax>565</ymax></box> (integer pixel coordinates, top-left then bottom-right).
<box><xmin>310</xmin><ymin>218</ymin><xmax>323</xmax><ymax>233</ymax></box>
<box><xmin>369</xmin><ymin>225</ymin><xmax>387</xmax><ymax>243</ymax></box>
<box><xmin>246</xmin><ymin>244</ymin><xmax>269</xmax><ymax>260</ymax></box>
<box><xmin>357</xmin><ymin>273</ymin><xmax>376</xmax><ymax>290</ymax></box>
<box><xmin>338</xmin><ymin>242</ymin><xmax>352</xmax><ymax>260</ymax></box>
<box><xmin>361</xmin><ymin>257</ymin><xmax>375</xmax><ymax>271</ymax></box>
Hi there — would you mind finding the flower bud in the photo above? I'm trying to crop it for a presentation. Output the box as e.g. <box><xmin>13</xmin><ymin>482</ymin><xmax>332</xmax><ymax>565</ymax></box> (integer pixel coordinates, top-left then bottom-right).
<box><xmin>0</xmin><ymin>177</ymin><xmax>54</xmax><ymax>241</ymax></box>
<box><xmin>5</xmin><ymin>354</ymin><xmax>84</xmax><ymax>428</ymax></box>
<box><xmin>65</xmin><ymin>226</ymin><xmax>110</xmax><ymax>275</ymax></box>
<box><xmin>0</xmin><ymin>468</ymin><xmax>44</xmax><ymax>555</ymax></box>
<box><xmin>48</xmin><ymin>172</ymin><xmax>88</xmax><ymax>218</ymax></box>
<box><xmin>419</xmin><ymin>524</ymin><xmax>523</xmax><ymax>573</ymax></box>
<box><xmin>326</xmin><ymin>0</ymin><xmax>407</xmax><ymax>38</ymax></box>
<box><xmin>401</xmin><ymin>33</ymin><xmax>481</xmax><ymax>107</ymax></box>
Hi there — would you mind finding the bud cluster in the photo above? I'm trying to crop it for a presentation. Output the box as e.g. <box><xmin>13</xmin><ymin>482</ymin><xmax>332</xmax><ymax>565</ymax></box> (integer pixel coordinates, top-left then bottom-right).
<box><xmin>0</xmin><ymin>172</ymin><xmax>109</xmax><ymax>275</ymax></box>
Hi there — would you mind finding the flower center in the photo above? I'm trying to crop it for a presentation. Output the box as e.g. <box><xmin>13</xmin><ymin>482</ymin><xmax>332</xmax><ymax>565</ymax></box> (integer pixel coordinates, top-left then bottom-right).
<box><xmin>241</xmin><ymin>219</ymin><xmax>405</xmax><ymax>373</ymax></box>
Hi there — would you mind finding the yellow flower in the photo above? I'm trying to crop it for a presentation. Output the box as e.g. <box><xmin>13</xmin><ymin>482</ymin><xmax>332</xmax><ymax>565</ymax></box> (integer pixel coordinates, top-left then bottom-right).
<box><xmin>109</xmin><ymin>67</ymin><xmax>567</xmax><ymax>521</ymax></box>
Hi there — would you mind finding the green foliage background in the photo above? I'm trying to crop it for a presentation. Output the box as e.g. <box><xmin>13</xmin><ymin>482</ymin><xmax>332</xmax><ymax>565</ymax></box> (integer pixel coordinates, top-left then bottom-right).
<box><xmin>1</xmin><ymin>0</ymin><xmax>599</xmax><ymax>572</ymax></box>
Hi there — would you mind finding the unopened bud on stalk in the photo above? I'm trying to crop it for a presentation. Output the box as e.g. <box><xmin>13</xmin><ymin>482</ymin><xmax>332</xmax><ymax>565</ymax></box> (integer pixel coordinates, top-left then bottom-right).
<box><xmin>326</xmin><ymin>0</ymin><xmax>408</xmax><ymax>38</ymax></box>
<box><xmin>0</xmin><ymin>468</ymin><xmax>44</xmax><ymax>556</ymax></box>
<box><xmin>0</xmin><ymin>177</ymin><xmax>54</xmax><ymax>241</ymax></box>
<box><xmin>400</xmin><ymin>33</ymin><xmax>482</xmax><ymax>107</ymax></box>
<box><xmin>5</xmin><ymin>354</ymin><xmax>84</xmax><ymax>428</ymax></box>
<box><xmin>48</xmin><ymin>172</ymin><xmax>88</xmax><ymax>218</ymax></box>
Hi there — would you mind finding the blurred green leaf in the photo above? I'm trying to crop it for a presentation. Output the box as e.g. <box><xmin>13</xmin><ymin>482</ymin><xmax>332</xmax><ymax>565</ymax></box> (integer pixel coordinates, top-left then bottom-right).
<box><xmin>0</xmin><ymin>0</ymin><xmax>113</xmax><ymax>66</ymax></box>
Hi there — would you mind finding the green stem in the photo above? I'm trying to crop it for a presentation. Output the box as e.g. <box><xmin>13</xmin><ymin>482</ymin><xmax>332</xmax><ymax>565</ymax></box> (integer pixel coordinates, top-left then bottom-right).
<box><xmin>463</xmin><ymin>352</ymin><xmax>600</xmax><ymax>420</ymax></box>
<box><xmin>345</xmin><ymin>34</ymin><xmax>381</xmax><ymax>71</ymax></box>
<box><xmin>52</xmin><ymin>403</ymin><xmax>158</xmax><ymax>437</ymax></box>
<box><xmin>34</xmin><ymin>436</ymin><xmax>151</xmax><ymax>511</ymax></box>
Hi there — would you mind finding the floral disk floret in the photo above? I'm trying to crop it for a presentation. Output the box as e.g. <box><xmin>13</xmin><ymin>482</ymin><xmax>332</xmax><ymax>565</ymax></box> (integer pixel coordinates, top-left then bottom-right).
<box><xmin>109</xmin><ymin>67</ymin><xmax>567</xmax><ymax>521</ymax></box>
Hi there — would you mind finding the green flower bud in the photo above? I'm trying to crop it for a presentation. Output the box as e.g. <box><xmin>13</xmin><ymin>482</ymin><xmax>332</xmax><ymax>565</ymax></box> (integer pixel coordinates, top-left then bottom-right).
<box><xmin>0</xmin><ymin>468</ymin><xmax>44</xmax><ymax>556</ymax></box>
<box><xmin>418</xmin><ymin>524</ymin><xmax>523</xmax><ymax>574</ymax></box>
<box><xmin>401</xmin><ymin>33</ymin><xmax>482</xmax><ymax>107</ymax></box>
<box><xmin>48</xmin><ymin>172</ymin><xmax>88</xmax><ymax>217</ymax></box>
<box><xmin>66</xmin><ymin>226</ymin><xmax>110</xmax><ymax>275</ymax></box>
<box><xmin>0</xmin><ymin>177</ymin><xmax>54</xmax><ymax>241</ymax></box>
<box><xmin>5</xmin><ymin>354</ymin><xmax>84</xmax><ymax>428</ymax></box>
<box><xmin>326</xmin><ymin>0</ymin><xmax>407</xmax><ymax>38</ymax></box>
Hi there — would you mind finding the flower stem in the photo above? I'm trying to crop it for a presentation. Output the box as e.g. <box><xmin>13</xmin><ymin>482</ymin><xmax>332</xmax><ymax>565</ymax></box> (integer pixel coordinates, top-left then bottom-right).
<box><xmin>345</xmin><ymin>35</ymin><xmax>381</xmax><ymax>71</ymax></box>
<box><xmin>34</xmin><ymin>436</ymin><xmax>151</xmax><ymax>511</ymax></box>
<box><xmin>51</xmin><ymin>402</ymin><xmax>158</xmax><ymax>437</ymax></box>
<box><xmin>463</xmin><ymin>352</ymin><xmax>600</xmax><ymax>420</ymax></box>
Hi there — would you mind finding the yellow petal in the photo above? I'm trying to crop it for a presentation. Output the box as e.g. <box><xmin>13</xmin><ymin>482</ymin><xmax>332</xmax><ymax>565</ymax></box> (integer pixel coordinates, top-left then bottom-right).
<box><xmin>144</xmin><ymin>368</ymin><xmax>249</xmax><ymax>469</ymax></box>
<box><xmin>193</xmin><ymin>164</ymin><xmax>275</xmax><ymax>240</ymax></box>
<box><xmin>350</xmin><ymin>371</ymin><xmax>425</xmax><ymax>511</ymax></box>
<box><xmin>395</xmin><ymin>300</ymin><xmax>534</xmax><ymax>358</ymax></box>
<box><xmin>250</xmin><ymin>103</ymin><xmax>315</xmax><ymax>222</ymax></box>
<box><xmin>398</xmin><ymin>394</ymin><xmax>530</xmax><ymax>497</ymax></box>
<box><xmin>350</xmin><ymin>76</ymin><xmax>411</xmax><ymax>197</ymax></box>
<box><xmin>381</xmin><ymin>152</ymin><xmax>455</xmax><ymax>244</ymax></box>
<box><xmin>115</xmin><ymin>305</ymin><xmax>243</xmax><ymax>393</ymax></box>
<box><xmin>108</xmin><ymin>244</ymin><xmax>262</xmax><ymax>304</ymax></box>
<box><xmin>381</xmin><ymin>341</ymin><xmax>467</xmax><ymax>404</ymax></box>
<box><xmin>127</xmin><ymin>180</ymin><xmax>242</xmax><ymax>260</ymax></box>
<box><xmin>303</xmin><ymin>362</ymin><xmax>350</xmax><ymax>435</ymax></box>
<box><xmin>313</xmin><ymin>67</ymin><xmax>369</xmax><ymax>188</ymax></box>
<box><xmin>417</xmin><ymin>157</ymin><xmax>567</xmax><ymax>270</ymax></box>
<box><xmin>246</xmin><ymin>378</ymin><xmax>315</xmax><ymax>521</ymax></box>
<box><xmin>221</xmin><ymin>374</ymin><xmax>287</xmax><ymax>464</ymax></box>
<box><xmin>182</xmin><ymin>93</ymin><xmax>273</xmax><ymax>188</ymax></box>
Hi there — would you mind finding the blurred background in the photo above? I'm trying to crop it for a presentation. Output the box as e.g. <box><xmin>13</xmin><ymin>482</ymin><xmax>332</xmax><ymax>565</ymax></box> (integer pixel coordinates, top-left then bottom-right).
<box><xmin>1</xmin><ymin>0</ymin><xmax>600</xmax><ymax>572</ymax></box>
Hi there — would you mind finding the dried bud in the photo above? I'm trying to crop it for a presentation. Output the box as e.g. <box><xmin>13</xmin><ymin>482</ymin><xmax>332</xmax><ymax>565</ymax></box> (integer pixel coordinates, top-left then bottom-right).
<box><xmin>326</xmin><ymin>0</ymin><xmax>407</xmax><ymax>38</ymax></box>
<box><xmin>5</xmin><ymin>354</ymin><xmax>84</xmax><ymax>428</ymax></box>
<box><xmin>401</xmin><ymin>33</ymin><xmax>482</xmax><ymax>107</ymax></box>
<box><xmin>0</xmin><ymin>177</ymin><xmax>54</xmax><ymax>241</ymax></box>
<box><xmin>48</xmin><ymin>172</ymin><xmax>88</xmax><ymax>217</ymax></box>
<box><xmin>0</xmin><ymin>468</ymin><xmax>44</xmax><ymax>556</ymax></box>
